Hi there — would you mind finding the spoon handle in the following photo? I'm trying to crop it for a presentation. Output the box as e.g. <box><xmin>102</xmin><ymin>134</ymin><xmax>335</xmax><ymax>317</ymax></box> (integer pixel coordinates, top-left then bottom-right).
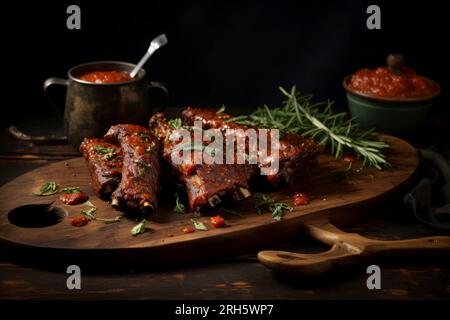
<box><xmin>130</xmin><ymin>48</ymin><xmax>155</xmax><ymax>78</ymax></box>
<box><xmin>130</xmin><ymin>34</ymin><xmax>168</xmax><ymax>78</ymax></box>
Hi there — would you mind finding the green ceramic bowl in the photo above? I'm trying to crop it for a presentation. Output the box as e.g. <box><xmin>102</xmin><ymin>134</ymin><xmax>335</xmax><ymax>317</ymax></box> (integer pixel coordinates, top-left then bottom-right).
<box><xmin>343</xmin><ymin>75</ymin><xmax>441</xmax><ymax>136</ymax></box>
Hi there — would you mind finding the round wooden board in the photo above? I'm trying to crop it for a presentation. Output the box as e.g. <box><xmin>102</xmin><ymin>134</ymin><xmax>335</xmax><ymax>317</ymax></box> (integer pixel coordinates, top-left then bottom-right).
<box><xmin>0</xmin><ymin>135</ymin><xmax>419</xmax><ymax>264</ymax></box>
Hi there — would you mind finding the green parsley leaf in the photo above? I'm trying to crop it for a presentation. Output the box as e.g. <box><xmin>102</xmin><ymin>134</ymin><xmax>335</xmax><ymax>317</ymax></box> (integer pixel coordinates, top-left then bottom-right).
<box><xmin>94</xmin><ymin>145</ymin><xmax>115</xmax><ymax>154</ymax></box>
<box><xmin>59</xmin><ymin>187</ymin><xmax>82</xmax><ymax>194</ymax></box>
<box><xmin>139</xmin><ymin>132</ymin><xmax>150</xmax><ymax>141</ymax></box>
<box><xmin>80</xmin><ymin>207</ymin><xmax>96</xmax><ymax>221</ymax></box>
<box><xmin>191</xmin><ymin>219</ymin><xmax>208</xmax><ymax>231</ymax></box>
<box><xmin>85</xmin><ymin>200</ymin><xmax>96</xmax><ymax>208</ymax></box>
<box><xmin>253</xmin><ymin>193</ymin><xmax>293</xmax><ymax>221</ymax></box>
<box><xmin>131</xmin><ymin>219</ymin><xmax>148</xmax><ymax>236</ymax></box>
<box><xmin>173</xmin><ymin>193</ymin><xmax>186</xmax><ymax>213</ymax></box>
<box><xmin>168</xmin><ymin>118</ymin><xmax>182</xmax><ymax>130</ymax></box>
<box><xmin>32</xmin><ymin>181</ymin><xmax>58</xmax><ymax>196</ymax></box>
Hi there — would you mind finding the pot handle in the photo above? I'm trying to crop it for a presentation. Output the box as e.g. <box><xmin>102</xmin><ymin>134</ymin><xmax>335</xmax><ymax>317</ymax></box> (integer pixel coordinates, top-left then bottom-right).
<box><xmin>147</xmin><ymin>81</ymin><xmax>169</xmax><ymax>112</ymax></box>
<box><xmin>43</xmin><ymin>77</ymin><xmax>69</xmax><ymax>121</ymax></box>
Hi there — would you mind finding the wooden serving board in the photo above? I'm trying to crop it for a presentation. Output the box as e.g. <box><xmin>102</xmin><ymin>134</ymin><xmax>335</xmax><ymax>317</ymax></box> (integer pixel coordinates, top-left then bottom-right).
<box><xmin>0</xmin><ymin>135</ymin><xmax>420</xmax><ymax>266</ymax></box>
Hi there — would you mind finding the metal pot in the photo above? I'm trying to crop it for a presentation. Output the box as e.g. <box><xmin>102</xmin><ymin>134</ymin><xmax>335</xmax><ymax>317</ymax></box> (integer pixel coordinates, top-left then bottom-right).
<box><xmin>44</xmin><ymin>61</ymin><xmax>168</xmax><ymax>147</ymax></box>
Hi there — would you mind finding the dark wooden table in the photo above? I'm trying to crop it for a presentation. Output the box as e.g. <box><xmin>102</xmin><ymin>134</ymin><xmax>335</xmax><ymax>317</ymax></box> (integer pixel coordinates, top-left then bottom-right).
<box><xmin>1</xmin><ymin>116</ymin><xmax>450</xmax><ymax>300</ymax></box>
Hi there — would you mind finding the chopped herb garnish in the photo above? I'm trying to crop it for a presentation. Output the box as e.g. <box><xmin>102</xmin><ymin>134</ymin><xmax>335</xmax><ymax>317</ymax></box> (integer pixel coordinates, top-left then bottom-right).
<box><xmin>139</xmin><ymin>132</ymin><xmax>150</xmax><ymax>141</ymax></box>
<box><xmin>59</xmin><ymin>187</ymin><xmax>82</xmax><ymax>194</ymax></box>
<box><xmin>173</xmin><ymin>193</ymin><xmax>186</xmax><ymax>213</ymax></box>
<box><xmin>132</xmin><ymin>132</ymin><xmax>150</xmax><ymax>141</ymax></box>
<box><xmin>216</xmin><ymin>105</ymin><xmax>226</xmax><ymax>114</ymax></box>
<box><xmin>174</xmin><ymin>142</ymin><xmax>216</xmax><ymax>156</ymax></box>
<box><xmin>145</xmin><ymin>144</ymin><xmax>156</xmax><ymax>152</ymax></box>
<box><xmin>133</xmin><ymin>159</ymin><xmax>152</xmax><ymax>168</ymax></box>
<box><xmin>191</xmin><ymin>219</ymin><xmax>208</xmax><ymax>231</ymax></box>
<box><xmin>253</xmin><ymin>193</ymin><xmax>293</xmax><ymax>221</ymax></box>
<box><xmin>32</xmin><ymin>181</ymin><xmax>58</xmax><ymax>196</ymax></box>
<box><xmin>94</xmin><ymin>145</ymin><xmax>117</xmax><ymax>161</ymax></box>
<box><xmin>85</xmin><ymin>200</ymin><xmax>96</xmax><ymax>208</ymax></box>
<box><xmin>133</xmin><ymin>159</ymin><xmax>152</xmax><ymax>175</ymax></box>
<box><xmin>79</xmin><ymin>201</ymin><xmax>122</xmax><ymax>224</ymax></box>
<box><xmin>80</xmin><ymin>207</ymin><xmax>96</xmax><ymax>221</ymax></box>
<box><xmin>131</xmin><ymin>219</ymin><xmax>148</xmax><ymax>236</ymax></box>
<box><xmin>97</xmin><ymin>216</ymin><xmax>122</xmax><ymax>224</ymax></box>
<box><xmin>94</xmin><ymin>145</ymin><xmax>115</xmax><ymax>154</ymax></box>
<box><xmin>33</xmin><ymin>183</ymin><xmax>85</xmax><ymax>196</ymax></box>
<box><xmin>175</xmin><ymin>142</ymin><xmax>204</xmax><ymax>153</ymax></box>
<box><xmin>101</xmin><ymin>153</ymin><xmax>117</xmax><ymax>161</ymax></box>
<box><xmin>168</xmin><ymin>118</ymin><xmax>182</xmax><ymax>130</ymax></box>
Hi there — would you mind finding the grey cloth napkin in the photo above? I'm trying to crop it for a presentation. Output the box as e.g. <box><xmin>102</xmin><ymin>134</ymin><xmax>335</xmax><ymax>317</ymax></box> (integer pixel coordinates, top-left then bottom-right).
<box><xmin>403</xmin><ymin>149</ymin><xmax>450</xmax><ymax>230</ymax></box>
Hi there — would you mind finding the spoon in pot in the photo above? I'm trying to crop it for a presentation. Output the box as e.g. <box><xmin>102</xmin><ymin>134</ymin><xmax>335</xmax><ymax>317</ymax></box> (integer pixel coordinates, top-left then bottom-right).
<box><xmin>130</xmin><ymin>34</ymin><xmax>168</xmax><ymax>78</ymax></box>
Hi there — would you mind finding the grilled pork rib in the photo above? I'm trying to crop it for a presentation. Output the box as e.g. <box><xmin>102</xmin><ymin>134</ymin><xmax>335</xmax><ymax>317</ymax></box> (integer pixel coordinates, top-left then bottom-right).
<box><xmin>182</xmin><ymin>107</ymin><xmax>323</xmax><ymax>185</ymax></box>
<box><xmin>149</xmin><ymin>113</ymin><xmax>255</xmax><ymax>211</ymax></box>
<box><xmin>104</xmin><ymin>124</ymin><xmax>161</xmax><ymax>212</ymax></box>
<box><xmin>79</xmin><ymin>138</ymin><xmax>123</xmax><ymax>199</ymax></box>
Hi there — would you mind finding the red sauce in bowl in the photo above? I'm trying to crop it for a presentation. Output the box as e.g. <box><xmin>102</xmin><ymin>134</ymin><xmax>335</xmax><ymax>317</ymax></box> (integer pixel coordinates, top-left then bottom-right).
<box><xmin>348</xmin><ymin>67</ymin><xmax>439</xmax><ymax>99</ymax></box>
<box><xmin>78</xmin><ymin>70</ymin><xmax>132</xmax><ymax>84</ymax></box>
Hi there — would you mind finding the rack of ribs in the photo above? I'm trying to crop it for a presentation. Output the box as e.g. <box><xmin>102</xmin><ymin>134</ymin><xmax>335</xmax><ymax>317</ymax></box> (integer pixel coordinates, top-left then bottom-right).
<box><xmin>104</xmin><ymin>124</ymin><xmax>161</xmax><ymax>213</ymax></box>
<box><xmin>182</xmin><ymin>107</ymin><xmax>323</xmax><ymax>186</ymax></box>
<box><xmin>149</xmin><ymin>113</ymin><xmax>255</xmax><ymax>212</ymax></box>
<box><xmin>79</xmin><ymin>138</ymin><xmax>123</xmax><ymax>199</ymax></box>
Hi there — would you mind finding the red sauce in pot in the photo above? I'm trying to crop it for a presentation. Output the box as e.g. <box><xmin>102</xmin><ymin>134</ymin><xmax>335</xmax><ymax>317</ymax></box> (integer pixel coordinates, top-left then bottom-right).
<box><xmin>348</xmin><ymin>67</ymin><xmax>438</xmax><ymax>98</ymax></box>
<box><xmin>78</xmin><ymin>70</ymin><xmax>132</xmax><ymax>84</ymax></box>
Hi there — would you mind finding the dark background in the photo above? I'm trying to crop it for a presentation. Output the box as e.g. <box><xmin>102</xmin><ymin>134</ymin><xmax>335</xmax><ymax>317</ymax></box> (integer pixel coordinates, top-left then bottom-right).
<box><xmin>2</xmin><ymin>0</ymin><xmax>448</xmax><ymax>128</ymax></box>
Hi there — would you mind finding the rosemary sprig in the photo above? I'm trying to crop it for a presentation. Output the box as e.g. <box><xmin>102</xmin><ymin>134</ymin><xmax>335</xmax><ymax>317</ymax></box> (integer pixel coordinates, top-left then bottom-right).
<box><xmin>253</xmin><ymin>193</ymin><xmax>293</xmax><ymax>221</ymax></box>
<box><xmin>228</xmin><ymin>86</ymin><xmax>390</xmax><ymax>169</ymax></box>
<box><xmin>80</xmin><ymin>201</ymin><xmax>121</xmax><ymax>224</ymax></box>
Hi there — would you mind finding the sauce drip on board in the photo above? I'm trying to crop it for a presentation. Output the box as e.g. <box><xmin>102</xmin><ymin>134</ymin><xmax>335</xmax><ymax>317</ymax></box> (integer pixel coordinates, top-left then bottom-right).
<box><xmin>78</xmin><ymin>70</ymin><xmax>133</xmax><ymax>84</ymax></box>
<box><xmin>348</xmin><ymin>67</ymin><xmax>438</xmax><ymax>99</ymax></box>
<box><xmin>294</xmin><ymin>192</ymin><xmax>309</xmax><ymax>206</ymax></box>
<box><xmin>60</xmin><ymin>192</ymin><xmax>88</xmax><ymax>205</ymax></box>
<box><xmin>71</xmin><ymin>215</ymin><xmax>89</xmax><ymax>227</ymax></box>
